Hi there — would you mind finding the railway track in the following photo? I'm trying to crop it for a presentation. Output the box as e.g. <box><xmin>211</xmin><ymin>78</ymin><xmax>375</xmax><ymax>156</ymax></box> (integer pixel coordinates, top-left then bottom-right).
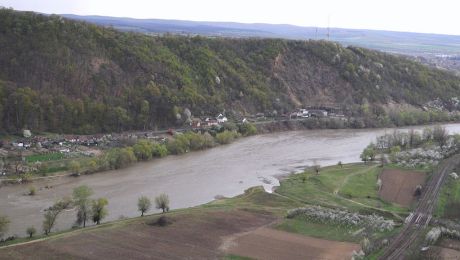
<box><xmin>379</xmin><ymin>154</ymin><xmax>460</xmax><ymax>260</ymax></box>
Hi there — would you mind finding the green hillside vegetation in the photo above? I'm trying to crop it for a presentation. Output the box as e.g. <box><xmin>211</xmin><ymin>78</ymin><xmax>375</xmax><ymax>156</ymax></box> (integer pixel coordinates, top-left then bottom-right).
<box><xmin>1</xmin><ymin>9</ymin><xmax>460</xmax><ymax>134</ymax></box>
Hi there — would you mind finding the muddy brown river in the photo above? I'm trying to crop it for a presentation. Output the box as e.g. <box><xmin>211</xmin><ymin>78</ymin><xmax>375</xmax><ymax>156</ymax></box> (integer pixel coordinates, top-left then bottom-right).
<box><xmin>2</xmin><ymin>123</ymin><xmax>460</xmax><ymax>237</ymax></box>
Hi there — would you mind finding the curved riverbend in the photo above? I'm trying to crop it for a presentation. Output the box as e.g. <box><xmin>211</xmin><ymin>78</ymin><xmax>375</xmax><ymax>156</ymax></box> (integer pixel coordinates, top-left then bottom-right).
<box><xmin>2</xmin><ymin>123</ymin><xmax>460</xmax><ymax>237</ymax></box>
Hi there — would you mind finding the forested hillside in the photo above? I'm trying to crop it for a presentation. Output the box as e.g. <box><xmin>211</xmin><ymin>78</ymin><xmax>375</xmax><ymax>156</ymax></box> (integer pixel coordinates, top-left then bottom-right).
<box><xmin>1</xmin><ymin>9</ymin><xmax>460</xmax><ymax>134</ymax></box>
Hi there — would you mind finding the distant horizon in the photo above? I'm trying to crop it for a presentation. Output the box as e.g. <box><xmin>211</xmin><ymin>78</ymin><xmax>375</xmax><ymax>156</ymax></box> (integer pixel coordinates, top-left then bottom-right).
<box><xmin>1</xmin><ymin>0</ymin><xmax>460</xmax><ymax>36</ymax></box>
<box><xmin>59</xmin><ymin>13</ymin><xmax>460</xmax><ymax>37</ymax></box>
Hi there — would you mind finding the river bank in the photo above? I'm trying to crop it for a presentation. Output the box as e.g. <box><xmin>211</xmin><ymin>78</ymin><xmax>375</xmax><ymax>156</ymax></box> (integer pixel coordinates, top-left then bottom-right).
<box><xmin>0</xmin><ymin>163</ymin><xmax>390</xmax><ymax>252</ymax></box>
<box><xmin>2</xmin><ymin>117</ymin><xmax>459</xmax><ymax>185</ymax></box>
<box><xmin>2</xmin><ymin>123</ymin><xmax>460</xmax><ymax>238</ymax></box>
<box><xmin>0</xmin><ymin>161</ymin><xmax>422</xmax><ymax>260</ymax></box>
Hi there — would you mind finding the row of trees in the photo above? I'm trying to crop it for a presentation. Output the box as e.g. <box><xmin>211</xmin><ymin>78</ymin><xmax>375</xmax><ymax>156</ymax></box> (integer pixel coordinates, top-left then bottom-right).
<box><xmin>360</xmin><ymin>125</ymin><xmax>450</xmax><ymax>163</ymax></box>
<box><xmin>0</xmin><ymin>186</ymin><xmax>171</xmax><ymax>241</ymax></box>
<box><xmin>137</xmin><ymin>194</ymin><xmax>170</xmax><ymax>216</ymax></box>
<box><xmin>65</xmin><ymin>126</ymin><xmax>256</xmax><ymax>176</ymax></box>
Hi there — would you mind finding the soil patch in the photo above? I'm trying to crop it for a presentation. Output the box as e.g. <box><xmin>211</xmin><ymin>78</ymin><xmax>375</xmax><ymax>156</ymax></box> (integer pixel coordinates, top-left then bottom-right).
<box><xmin>0</xmin><ymin>209</ymin><xmax>275</xmax><ymax>260</ymax></box>
<box><xmin>423</xmin><ymin>246</ymin><xmax>460</xmax><ymax>259</ymax></box>
<box><xmin>438</xmin><ymin>238</ymin><xmax>460</xmax><ymax>252</ymax></box>
<box><xmin>421</xmin><ymin>239</ymin><xmax>460</xmax><ymax>259</ymax></box>
<box><xmin>379</xmin><ymin>169</ymin><xmax>426</xmax><ymax>207</ymax></box>
<box><xmin>222</xmin><ymin>227</ymin><xmax>360</xmax><ymax>260</ymax></box>
<box><xmin>445</xmin><ymin>202</ymin><xmax>460</xmax><ymax>220</ymax></box>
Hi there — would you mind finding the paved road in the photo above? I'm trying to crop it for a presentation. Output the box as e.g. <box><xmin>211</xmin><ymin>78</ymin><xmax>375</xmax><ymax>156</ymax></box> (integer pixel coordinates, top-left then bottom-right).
<box><xmin>379</xmin><ymin>154</ymin><xmax>460</xmax><ymax>259</ymax></box>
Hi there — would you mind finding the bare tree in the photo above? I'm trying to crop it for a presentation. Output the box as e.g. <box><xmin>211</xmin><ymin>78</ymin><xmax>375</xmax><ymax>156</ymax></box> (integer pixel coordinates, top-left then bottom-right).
<box><xmin>137</xmin><ymin>196</ymin><xmax>151</xmax><ymax>217</ymax></box>
<box><xmin>155</xmin><ymin>194</ymin><xmax>170</xmax><ymax>213</ymax></box>
<box><xmin>433</xmin><ymin>125</ymin><xmax>448</xmax><ymax>146</ymax></box>
<box><xmin>26</xmin><ymin>226</ymin><xmax>36</xmax><ymax>238</ymax></box>
<box><xmin>408</xmin><ymin>129</ymin><xmax>421</xmax><ymax>148</ymax></box>
<box><xmin>42</xmin><ymin>198</ymin><xmax>70</xmax><ymax>235</ymax></box>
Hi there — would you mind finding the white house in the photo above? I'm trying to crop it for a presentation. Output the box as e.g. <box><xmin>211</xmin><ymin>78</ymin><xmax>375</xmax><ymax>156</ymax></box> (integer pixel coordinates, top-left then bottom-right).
<box><xmin>216</xmin><ymin>114</ymin><xmax>228</xmax><ymax>123</ymax></box>
<box><xmin>296</xmin><ymin>109</ymin><xmax>309</xmax><ymax>118</ymax></box>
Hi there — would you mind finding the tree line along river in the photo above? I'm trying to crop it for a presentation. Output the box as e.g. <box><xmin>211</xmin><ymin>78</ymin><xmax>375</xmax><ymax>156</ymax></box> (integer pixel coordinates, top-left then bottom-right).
<box><xmin>2</xmin><ymin>123</ymin><xmax>460</xmax><ymax>237</ymax></box>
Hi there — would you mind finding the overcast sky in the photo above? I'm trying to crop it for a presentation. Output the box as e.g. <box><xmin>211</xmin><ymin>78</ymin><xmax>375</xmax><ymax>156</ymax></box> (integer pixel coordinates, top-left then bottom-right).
<box><xmin>1</xmin><ymin>0</ymin><xmax>459</xmax><ymax>35</ymax></box>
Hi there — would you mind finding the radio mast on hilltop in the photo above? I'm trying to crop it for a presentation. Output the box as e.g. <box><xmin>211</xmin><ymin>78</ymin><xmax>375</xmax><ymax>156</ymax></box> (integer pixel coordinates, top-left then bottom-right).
<box><xmin>327</xmin><ymin>15</ymin><xmax>331</xmax><ymax>40</ymax></box>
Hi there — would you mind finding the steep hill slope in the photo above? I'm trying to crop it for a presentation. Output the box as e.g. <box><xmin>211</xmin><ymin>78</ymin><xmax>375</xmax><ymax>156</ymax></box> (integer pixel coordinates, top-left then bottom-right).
<box><xmin>1</xmin><ymin>9</ymin><xmax>460</xmax><ymax>134</ymax></box>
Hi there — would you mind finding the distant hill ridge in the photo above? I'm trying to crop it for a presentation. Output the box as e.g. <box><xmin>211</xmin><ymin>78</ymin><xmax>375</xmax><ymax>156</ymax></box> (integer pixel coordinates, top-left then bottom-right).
<box><xmin>0</xmin><ymin>9</ymin><xmax>460</xmax><ymax>134</ymax></box>
<box><xmin>61</xmin><ymin>14</ymin><xmax>460</xmax><ymax>56</ymax></box>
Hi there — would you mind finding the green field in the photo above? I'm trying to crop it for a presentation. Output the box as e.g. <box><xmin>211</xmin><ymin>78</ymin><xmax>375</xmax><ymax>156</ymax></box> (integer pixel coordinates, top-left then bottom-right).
<box><xmin>277</xmin><ymin>217</ymin><xmax>364</xmax><ymax>242</ymax></box>
<box><xmin>276</xmin><ymin>164</ymin><xmax>407</xmax><ymax>214</ymax></box>
<box><xmin>202</xmin><ymin>163</ymin><xmax>406</xmax><ymax>247</ymax></box>
<box><xmin>26</xmin><ymin>152</ymin><xmax>65</xmax><ymax>163</ymax></box>
<box><xmin>435</xmin><ymin>172</ymin><xmax>460</xmax><ymax>219</ymax></box>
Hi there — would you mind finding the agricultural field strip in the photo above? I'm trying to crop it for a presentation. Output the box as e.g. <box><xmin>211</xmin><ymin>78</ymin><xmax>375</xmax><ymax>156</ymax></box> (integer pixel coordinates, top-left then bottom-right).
<box><xmin>379</xmin><ymin>154</ymin><xmax>460</xmax><ymax>259</ymax></box>
<box><xmin>333</xmin><ymin>165</ymin><xmax>379</xmax><ymax>194</ymax></box>
<box><xmin>278</xmin><ymin>165</ymin><xmax>404</xmax><ymax>219</ymax></box>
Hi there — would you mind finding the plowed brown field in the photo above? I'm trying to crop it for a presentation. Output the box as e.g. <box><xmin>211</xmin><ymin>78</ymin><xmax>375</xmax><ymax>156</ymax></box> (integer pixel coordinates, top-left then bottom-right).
<box><xmin>0</xmin><ymin>210</ymin><xmax>275</xmax><ymax>260</ymax></box>
<box><xmin>223</xmin><ymin>227</ymin><xmax>359</xmax><ymax>260</ymax></box>
<box><xmin>379</xmin><ymin>169</ymin><xmax>426</xmax><ymax>207</ymax></box>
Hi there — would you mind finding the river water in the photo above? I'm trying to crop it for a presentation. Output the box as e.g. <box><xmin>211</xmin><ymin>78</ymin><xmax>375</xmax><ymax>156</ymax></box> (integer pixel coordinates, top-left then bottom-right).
<box><xmin>2</xmin><ymin>123</ymin><xmax>460</xmax><ymax>237</ymax></box>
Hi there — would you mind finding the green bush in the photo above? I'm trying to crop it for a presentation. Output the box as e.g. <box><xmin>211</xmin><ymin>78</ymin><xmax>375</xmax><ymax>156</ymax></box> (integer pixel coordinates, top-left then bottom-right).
<box><xmin>104</xmin><ymin>147</ymin><xmax>137</xmax><ymax>169</ymax></box>
<box><xmin>167</xmin><ymin>134</ymin><xmax>190</xmax><ymax>154</ymax></box>
<box><xmin>216</xmin><ymin>130</ymin><xmax>240</xmax><ymax>144</ymax></box>
<box><xmin>238</xmin><ymin>123</ymin><xmax>257</xmax><ymax>136</ymax></box>
<box><xmin>133</xmin><ymin>139</ymin><xmax>154</xmax><ymax>161</ymax></box>
<box><xmin>152</xmin><ymin>143</ymin><xmax>168</xmax><ymax>157</ymax></box>
<box><xmin>186</xmin><ymin>132</ymin><xmax>206</xmax><ymax>150</ymax></box>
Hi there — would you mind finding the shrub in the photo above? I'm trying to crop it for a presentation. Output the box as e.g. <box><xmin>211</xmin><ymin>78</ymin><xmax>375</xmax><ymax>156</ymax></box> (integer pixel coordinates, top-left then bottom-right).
<box><xmin>167</xmin><ymin>134</ymin><xmax>190</xmax><ymax>154</ymax></box>
<box><xmin>389</xmin><ymin>145</ymin><xmax>401</xmax><ymax>162</ymax></box>
<box><xmin>287</xmin><ymin>206</ymin><xmax>394</xmax><ymax>232</ymax></box>
<box><xmin>133</xmin><ymin>139</ymin><xmax>154</xmax><ymax>161</ymax></box>
<box><xmin>202</xmin><ymin>132</ymin><xmax>215</xmax><ymax>148</ymax></box>
<box><xmin>238</xmin><ymin>122</ymin><xmax>257</xmax><ymax>136</ymax></box>
<box><xmin>360</xmin><ymin>144</ymin><xmax>376</xmax><ymax>163</ymax></box>
<box><xmin>105</xmin><ymin>148</ymin><xmax>137</xmax><ymax>169</ymax></box>
<box><xmin>216</xmin><ymin>130</ymin><xmax>240</xmax><ymax>144</ymax></box>
<box><xmin>68</xmin><ymin>160</ymin><xmax>81</xmax><ymax>174</ymax></box>
<box><xmin>425</xmin><ymin>227</ymin><xmax>441</xmax><ymax>245</ymax></box>
<box><xmin>433</xmin><ymin>125</ymin><xmax>448</xmax><ymax>146</ymax></box>
<box><xmin>186</xmin><ymin>132</ymin><xmax>206</xmax><ymax>150</ymax></box>
<box><xmin>360</xmin><ymin>237</ymin><xmax>372</xmax><ymax>255</ymax></box>
<box><xmin>152</xmin><ymin>143</ymin><xmax>168</xmax><ymax>157</ymax></box>
<box><xmin>222</xmin><ymin>122</ymin><xmax>238</xmax><ymax>131</ymax></box>
<box><xmin>0</xmin><ymin>216</ymin><xmax>9</xmax><ymax>239</ymax></box>
<box><xmin>28</xmin><ymin>186</ymin><xmax>36</xmax><ymax>196</ymax></box>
